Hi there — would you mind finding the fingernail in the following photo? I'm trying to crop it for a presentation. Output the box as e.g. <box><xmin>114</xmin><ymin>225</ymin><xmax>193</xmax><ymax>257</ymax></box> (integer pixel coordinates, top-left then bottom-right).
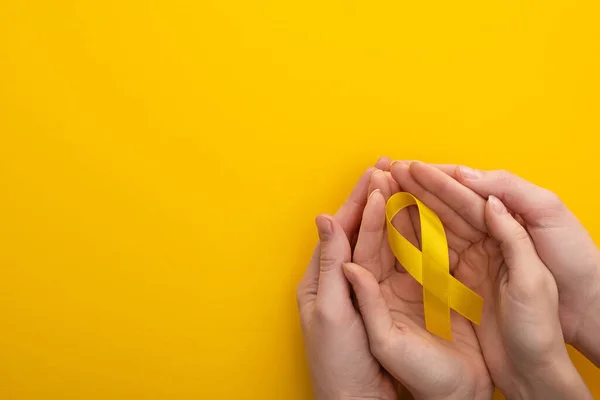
<box><xmin>390</xmin><ymin>160</ymin><xmax>410</xmax><ymax>168</ymax></box>
<box><xmin>315</xmin><ymin>216</ymin><xmax>333</xmax><ymax>240</ymax></box>
<box><xmin>488</xmin><ymin>195</ymin><xmax>507</xmax><ymax>214</ymax></box>
<box><xmin>343</xmin><ymin>263</ymin><xmax>358</xmax><ymax>273</ymax></box>
<box><xmin>458</xmin><ymin>166</ymin><xmax>482</xmax><ymax>179</ymax></box>
<box><xmin>376</xmin><ymin>156</ymin><xmax>390</xmax><ymax>165</ymax></box>
<box><xmin>369</xmin><ymin>188</ymin><xmax>381</xmax><ymax>200</ymax></box>
<box><xmin>371</xmin><ymin>169</ymin><xmax>385</xmax><ymax>181</ymax></box>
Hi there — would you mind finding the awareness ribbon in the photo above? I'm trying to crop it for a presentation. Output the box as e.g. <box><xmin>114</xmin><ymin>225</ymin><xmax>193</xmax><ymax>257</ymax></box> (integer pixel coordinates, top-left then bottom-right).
<box><xmin>385</xmin><ymin>192</ymin><xmax>483</xmax><ymax>340</ymax></box>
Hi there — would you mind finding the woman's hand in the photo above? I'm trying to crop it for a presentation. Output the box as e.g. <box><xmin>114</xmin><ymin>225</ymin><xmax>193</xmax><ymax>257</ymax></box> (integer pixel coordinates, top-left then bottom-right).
<box><xmin>297</xmin><ymin>162</ymin><xmax>398</xmax><ymax>400</ymax></box>
<box><xmin>342</xmin><ymin>169</ymin><xmax>493</xmax><ymax>400</ymax></box>
<box><xmin>444</xmin><ymin>165</ymin><xmax>600</xmax><ymax>367</ymax></box>
<box><xmin>390</xmin><ymin>161</ymin><xmax>591</xmax><ymax>399</ymax></box>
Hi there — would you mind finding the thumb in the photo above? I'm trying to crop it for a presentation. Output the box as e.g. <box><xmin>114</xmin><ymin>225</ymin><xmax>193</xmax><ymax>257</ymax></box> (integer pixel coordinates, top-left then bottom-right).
<box><xmin>315</xmin><ymin>215</ymin><xmax>352</xmax><ymax>304</ymax></box>
<box><xmin>342</xmin><ymin>262</ymin><xmax>395</xmax><ymax>357</ymax></box>
<box><xmin>485</xmin><ymin>195</ymin><xmax>549</xmax><ymax>290</ymax></box>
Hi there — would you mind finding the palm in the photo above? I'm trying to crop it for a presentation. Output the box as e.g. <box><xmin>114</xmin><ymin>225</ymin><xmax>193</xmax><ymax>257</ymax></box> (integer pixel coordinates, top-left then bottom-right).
<box><xmin>356</xmin><ymin>211</ymin><xmax>491</xmax><ymax>372</ymax></box>
<box><xmin>352</xmin><ymin>170</ymin><xmax>491</xmax><ymax>398</ymax></box>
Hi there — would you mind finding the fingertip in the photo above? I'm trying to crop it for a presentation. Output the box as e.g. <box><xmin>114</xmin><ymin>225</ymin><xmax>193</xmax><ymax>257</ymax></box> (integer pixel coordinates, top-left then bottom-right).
<box><xmin>390</xmin><ymin>160</ymin><xmax>410</xmax><ymax>170</ymax></box>
<box><xmin>360</xmin><ymin>187</ymin><xmax>386</xmax><ymax>232</ymax></box>
<box><xmin>385</xmin><ymin>171</ymin><xmax>401</xmax><ymax>193</ymax></box>
<box><xmin>344</xmin><ymin>262</ymin><xmax>375</xmax><ymax>285</ymax></box>
<box><xmin>368</xmin><ymin>188</ymin><xmax>382</xmax><ymax>200</ymax></box>
<box><xmin>343</xmin><ymin>262</ymin><xmax>372</xmax><ymax>288</ymax></box>
<box><xmin>342</xmin><ymin>262</ymin><xmax>357</xmax><ymax>280</ymax></box>
<box><xmin>407</xmin><ymin>160</ymin><xmax>434</xmax><ymax>178</ymax></box>
<box><xmin>369</xmin><ymin>169</ymin><xmax>386</xmax><ymax>190</ymax></box>
<box><xmin>364</xmin><ymin>166</ymin><xmax>377</xmax><ymax>178</ymax></box>
<box><xmin>370</xmin><ymin>169</ymin><xmax>392</xmax><ymax>198</ymax></box>
<box><xmin>365</xmin><ymin>188</ymin><xmax>386</xmax><ymax>216</ymax></box>
<box><xmin>389</xmin><ymin>160</ymin><xmax>410</xmax><ymax>182</ymax></box>
<box><xmin>371</xmin><ymin>169</ymin><xmax>386</xmax><ymax>180</ymax></box>
<box><xmin>376</xmin><ymin>156</ymin><xmax>392</xmax><ymax>170</ymax></box>
<box><xmin>484</xmin><ymin>196</ymin><xmax>501</xmax><ymax>226</ymax></box>
<box><xmin>407</xmin><ymin>160</ymin><xmax>424</xmax><ymax>169</ymax></box>
<box><xmin>315</xmin><ymin>214</ymin><xmax>334</xmax><ymax>240</ymax></box>
<box><xmin>488</xmin><ymin>195</ymin><xmax>507</xmax><ymax>214</ymax></box>
<box><xmin>484</xmin><ymin>196</ymin><xmax>524</xmax><ymax>243</ymax></box>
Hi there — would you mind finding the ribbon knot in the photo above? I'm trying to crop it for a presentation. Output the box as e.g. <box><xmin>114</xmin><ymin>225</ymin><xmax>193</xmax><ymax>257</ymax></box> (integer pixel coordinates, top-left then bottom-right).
<box><xmin>385</xmin><ymin>192</ymin><xmax>483</xmax><ymax>340</ymax></box>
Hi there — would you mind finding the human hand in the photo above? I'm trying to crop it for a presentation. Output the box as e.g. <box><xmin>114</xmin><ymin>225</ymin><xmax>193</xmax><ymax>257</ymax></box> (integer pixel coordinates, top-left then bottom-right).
<box><xmin>297</xmin><ymin>160</ymin><xmax>398</xmax><ymax>400</ymax></box>
<box><xmin>443</xmin><ymin>165</ymin><xmax>600</xmax><ymax>367</ymax></box>
<box><xmin>390</xmin><ymin>161</ymin><xmax>591</xmax><ymax>399</ymax></box>
<box><xmin>342</xmin><ymin>169</ymin><xmax>493</xmax><ymax>400</ymax></box>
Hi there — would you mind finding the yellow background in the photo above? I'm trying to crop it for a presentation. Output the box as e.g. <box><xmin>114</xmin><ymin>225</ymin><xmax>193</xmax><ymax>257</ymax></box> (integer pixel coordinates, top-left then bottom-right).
<box><xmin>0</xmin><ymin>0</ymin><xmax>599</xmax><ymax>398</ymax></box>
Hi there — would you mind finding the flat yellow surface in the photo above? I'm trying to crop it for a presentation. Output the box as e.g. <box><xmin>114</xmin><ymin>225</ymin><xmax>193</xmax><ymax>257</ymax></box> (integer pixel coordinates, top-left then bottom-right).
<box><xmin>0</xmin><ymin>0</ymin><xmax>599</xmax><ymax>399</ymax></box>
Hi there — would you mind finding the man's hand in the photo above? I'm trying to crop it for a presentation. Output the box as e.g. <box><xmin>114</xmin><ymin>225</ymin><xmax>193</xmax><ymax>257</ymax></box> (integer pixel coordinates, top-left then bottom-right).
<box><xmin>297</xmin><ymin>159</ymin><xmax>398</xmax><ymax>400</ymax></box>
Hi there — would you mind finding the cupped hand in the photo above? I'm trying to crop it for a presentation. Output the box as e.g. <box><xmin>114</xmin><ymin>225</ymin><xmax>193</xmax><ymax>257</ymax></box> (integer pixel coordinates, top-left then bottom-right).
<box><xmin>390</xmin><ymin>161</ymin><xmax>590</xmax><ymax>399</ymax></box>
<box><xmin>297</xmin><ymin>160</ymin><xmax>398</xmax><ymax>400</ymax></box>
<box><xmin>342</xmin><ymin>169</ymin><xmax>493</xmax><ymax>400</ymax></box>
<box><xmin>438</xmin><ymin>164</ymin><xmax>600</xmax><ymax>366</ymax></box>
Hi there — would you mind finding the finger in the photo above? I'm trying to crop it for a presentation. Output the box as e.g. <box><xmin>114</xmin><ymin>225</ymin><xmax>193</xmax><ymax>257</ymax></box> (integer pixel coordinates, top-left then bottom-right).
<box><xmin>455</xmin><ymin>166</ymin><xmax>569</xmax><ymax>228</ymax></box>
<box><xmin>376</xmin><ymin>156</ymin><xmax>393</xmax><ymax>170</ymax></box>
<box><xmin>409</xmin><ymin>162</ymin><xmax>487</xmax><ymax>233</ymax></box>
<box><xmin>430</xmin><ymin>164</ymin><xmax>459</xmax><ymax>177</ymax></box>
<box><xmin>387</xmin><ymin>162</ymin><xmax>419</xmax><ymax>247</ymax></box>
<box><xmin>296</xmin><ymin>244</ymin><xmax>321</xmax><ymax>318</ymax></box>
<box><xmin>315</xmin><ymin>215</ymin><xmax>352</xmax><ymax>305</ymax></box>
<box><xmin>390</xmin><ymin>162</ymin><xmax>474</xmax><ymax>251</ymax></box>
<box><xmin>391</xmin><ymin>161</ymin><xmax>459</xmax><ymax>179</ymax></box>
<box><xmin>353</xmin><ymin>189</ymin><xmax>386</xmax><ymax>278</ymax></box>
<box><xmin>299</xmin><ymin>162</ymin><xmax>384</xmax><ymax>314</ymax></box>
<box><xmin>386</xmin><ymin>170</ymin><xmax>420</xmax><ymax>250</ymax></box>
<box><xmin>342</xmin><ymin>262</ymin><xmax>396</xmax><ymax>350</ymax></box>
<box><xmin>407</xmin><ymin>206</ymin><xmax>421</xmax><ymax>249</ymax></box>
<box><xmin>484</xmin><ymin>196</ymin><xmax>549</xmax><ymax>288</ymax></box>
<box><xmin>369</xmin><ymin>169</ymin><xmax>392</xmax><ymax>199</ymax></box>
<box><xmin>334</xmin><ymin>167</ymin><xmax>376</xmax><ymax>238</ymax></box>
<box><xmin>385</xmin><ymin>171</ymin><xmax>401</xmax><ymax>194</ymax></box>
<box><xmin>368</xmin><ymin>169</ymin><xmax>418</xmax><ymax>273</ymax></box>
<box><xmin>373</xmin><ymin>168</ymin><xmax>421</xmax><ymax>254</ymax></box>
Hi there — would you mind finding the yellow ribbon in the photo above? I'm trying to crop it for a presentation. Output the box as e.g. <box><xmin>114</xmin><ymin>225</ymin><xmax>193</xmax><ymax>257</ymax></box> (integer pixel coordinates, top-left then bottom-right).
<box><xmin>385</xmin><ymin>192</ymin><xmax>483</xmax><ymax>340</ymax></box>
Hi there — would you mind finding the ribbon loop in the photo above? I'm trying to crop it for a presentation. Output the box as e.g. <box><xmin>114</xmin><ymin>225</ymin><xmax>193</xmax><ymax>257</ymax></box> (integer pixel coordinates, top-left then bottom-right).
<box><xmin>385</xmin><ymin>192</ymin><xmax>483</xmax><ymax>340</ymax></box>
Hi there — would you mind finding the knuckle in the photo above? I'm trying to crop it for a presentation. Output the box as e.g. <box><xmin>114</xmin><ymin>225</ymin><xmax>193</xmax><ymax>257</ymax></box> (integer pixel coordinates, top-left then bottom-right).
<box><xmin>312</xmin><ymin>302</ymin><xmax>341</xmax><ymax>325</ymax></box>
<box><xmin>512</xmin><ymin>225</ymin><xmax>531</xmax><ymax>243</ymax></box>
<box><xmin>296</xmin><ymin>275</ymin><xmax>318</xmax><ymax>310</ymax></box>
<box><xmin>369</xmin><ymin>334</ymin><xmax>386</xmax><ymax>356</ymax></box>
<box><xmin>494</xmin><ymin>169</ymin><xmax>515</xmax><ymax>182</ymax></box>
<box><xmin>296</xmin><ymin>278</ymin><xmax>318</xmax><ymax>306</ymax></box>
<box><xmin>539</xmin><ymin>188</ymin><xmax>562</xmax><ymax>209</ymax></box>
<box><xmin>369</xmin><ymin>331</ymin><xmax>391</xmax><ymax>359</ymax></box>
<box><xmin>295</xmin><ymin>285</ymin><xmax>305</xmax><ymax>308</ymax></box>
<box><xmin>319</xmin><ymin>253</ymin><xmax>340</xmax><ymax>272</ymax></box>
<box><xmin>514</xmin><ymin>266</ymin><xmax>558</xmax><ymax>302</ymax></box>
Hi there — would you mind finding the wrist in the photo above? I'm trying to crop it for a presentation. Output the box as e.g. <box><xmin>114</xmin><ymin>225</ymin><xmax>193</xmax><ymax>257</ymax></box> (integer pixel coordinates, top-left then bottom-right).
<box><xmin>327</xmin><ymin>387</ymin><xmax>398</xmax><ymax>400</ymax></box>
<box><xmin>510</xmin><ymin>358</ymin><xmax>591</xmax><ymax>400</ymax></box>
<box><xmin>572</xmin><ymin>259</ymin><xmax>600</xmax><ymax>366</ymax></box>
<box><xmin>316</xmin><ymin>389</ymin><xmax>396</xmax><ymax>400</ymax></box>
<box><xmin>340</xmin><ymin>392</ymin><xmax>398</xmax><ymax>400</ymax></box>
<box><xmin>412</xmin><ymin>386</ymin><xmax>489</xmax><ymax>400</ymax></box>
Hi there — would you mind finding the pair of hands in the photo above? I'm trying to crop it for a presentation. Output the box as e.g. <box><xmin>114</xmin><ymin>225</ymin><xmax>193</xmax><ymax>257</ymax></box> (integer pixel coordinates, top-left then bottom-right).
<box><xmin>297</xmin><ymin>158</ymin><xmax>598</xmax><ymax>400</ymax></box>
